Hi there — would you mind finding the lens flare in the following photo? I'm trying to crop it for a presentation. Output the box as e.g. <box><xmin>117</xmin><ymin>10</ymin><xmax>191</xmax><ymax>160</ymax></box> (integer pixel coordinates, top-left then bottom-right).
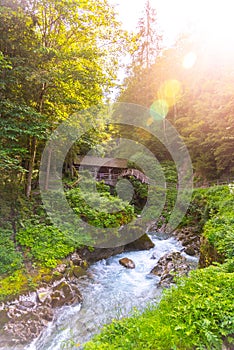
<box><xmin>158</xmin><ymin>79</ymin><xmax>182</xmax><ymax>107</ymax></box>
<box><xmin>146</xmin><ymin>117</ymin><xmax>154</xmax><ymax>126</ymax></box>
<box><xmin>183</xmin><ymin>52</ymin><xmax>197</xmax><ymax>69</ymax></box>
<box><xmin>150</xmin><ymin>99</ymin><xmax>168</xmax><ymax>120</ymax></box>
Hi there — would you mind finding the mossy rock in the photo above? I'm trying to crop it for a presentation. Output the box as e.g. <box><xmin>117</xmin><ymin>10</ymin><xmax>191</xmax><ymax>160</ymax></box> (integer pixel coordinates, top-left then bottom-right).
<box><xmin>199</xmin><ymin>236</ymin><xmax>225</xmax><ymax>268</ymax></box>
<box><xmin>41</xmin><ymin>275</ymin><xmax>52</xmax><ymax>284</ymax></box>
<box><xmin>51</xmin><ymin>272</ymin><xmax>64</xmax><ymax>282</ymax></box>
<box><xmin>72</xmin><ymin>266</ymin><xmax>87</xmax><ymax>278</ymax></box>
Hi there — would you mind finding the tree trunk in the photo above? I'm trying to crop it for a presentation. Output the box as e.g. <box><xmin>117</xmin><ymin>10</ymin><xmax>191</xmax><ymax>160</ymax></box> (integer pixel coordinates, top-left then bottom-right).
<box><xmin>26</xmin><ymin>136</ymin><xmax>37</xmax><ymax>198</ymax></box>
<box><xmin>44</xmin><ymin>145</ymin><xmax>52</xmax><ymax>191</ymax></box>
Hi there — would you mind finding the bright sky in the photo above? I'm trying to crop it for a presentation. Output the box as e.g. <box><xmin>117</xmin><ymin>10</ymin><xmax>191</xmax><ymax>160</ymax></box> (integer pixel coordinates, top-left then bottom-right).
<box><xmin>109</xmin><ymin>0</ymin><xmax>186</xmax><ymax>41</ymax></box>
<box><xmin>109</xmin><ymin>0</ymin><xmax>234</xmax><ymax>53</ymax></box>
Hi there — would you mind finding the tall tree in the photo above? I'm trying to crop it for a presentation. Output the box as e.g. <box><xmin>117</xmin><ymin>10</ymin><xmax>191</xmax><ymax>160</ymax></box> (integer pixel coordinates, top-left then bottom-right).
<box><xmin>119</xmin><ymin>0</ymin><xmax>162</xmax><ymax>107</ymax></box>
<box><xmin>0</xmin><ymin>0</ymin><xmax>130</xmax><ymax>196</ymax></box>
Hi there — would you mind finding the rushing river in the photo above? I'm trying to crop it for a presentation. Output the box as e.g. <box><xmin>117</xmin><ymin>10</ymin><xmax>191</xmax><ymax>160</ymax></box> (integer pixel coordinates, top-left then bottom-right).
<box><xmin>25</xmin><ymin>233</ymin><xmax>198</xmax><ymax>350</ymax></box>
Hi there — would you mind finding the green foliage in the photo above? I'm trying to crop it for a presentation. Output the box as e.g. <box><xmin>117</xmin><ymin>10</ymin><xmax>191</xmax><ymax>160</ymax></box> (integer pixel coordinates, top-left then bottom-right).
<box><xmin>85</xmin><ymin>267</ymin><xmax>234</xmax><ymax>350</ymax></box>
<box><xmin>0</xmin><ymin>270</ymin><xmax>28</xmax><ymax>301</ymax></box>
<box><xmin>0</xmin><ymin>230</ymin><xmax>23</xmax><ymax>275</ymax></box>
<box><xmin>16</xmin><ymin>225</ymin><xmax>77</xmax><ymax>267</ymax></box>
<box><xmin>202</xmin><ymin>186</ymin><xmax>234</xmax><ymax>261</ymax></box>
<box><xmin>0</xmin><ymin>0</ymin><xmax>131</xmax><ymax>196</ymax></box>
<box><xmin>66</xmin><ymin>183</ymin><xmax>135</xmax><ymax>228</ymax></box>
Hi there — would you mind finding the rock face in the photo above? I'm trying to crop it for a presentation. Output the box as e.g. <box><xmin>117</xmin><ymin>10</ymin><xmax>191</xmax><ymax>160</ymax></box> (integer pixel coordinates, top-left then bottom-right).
<box><xmin>151</xmin><ymin>252</ymin><xmax>190</xmax><ymax>287</ymax></box>
<box><xmin>1</xmin><ymin>279</ymin><xmax>83</xmax><ymax>345</ymax></box>
<box><xmin>199</xmin><ymin>236</ymin><xmax>225</xmax><ymax>268</ymax></box>
<box><xmin>79</xmin><ymin>246</ymin><xmax>125</xmax><ymax>264</ymax></box>
<box><xmin>0</xmin><ymin>257</ymin><xmax>84</xmax><ymax>347</ymax></box>
<box><xmin>0</xmin><ymin>234</ymin><xmax>154</xmax><ymax>346</ymax></box>
<box><xmin>124</xmin><ymin>233</ymin><xmax>155</xmax><ymax>251</ymax></box>
<box><xmin>78</xmin><ymin>234</ymin><xmax>155</xmax><ymax>264</ymax></box>
<box><xmin>119</xmin><ymin>258</ymin><xmax>135</xmax><ymax>269</ymax></box>
<box><xmin>173</xmin><ymin>227</ymin><xmax>201</xmax><ymax>256</ymax></box>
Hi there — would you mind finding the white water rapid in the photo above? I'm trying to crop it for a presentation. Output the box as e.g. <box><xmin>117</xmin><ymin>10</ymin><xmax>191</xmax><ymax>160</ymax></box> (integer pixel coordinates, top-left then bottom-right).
<box><xmin>25</xmin><ymin>233</ymin><xmax>197</xmax><ymax>350</ymax></box>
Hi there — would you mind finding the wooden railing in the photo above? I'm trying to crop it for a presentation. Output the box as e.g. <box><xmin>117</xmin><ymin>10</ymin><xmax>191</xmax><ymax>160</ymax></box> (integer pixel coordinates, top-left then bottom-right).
<box><xmin>79</xmin><ymin>169</ymin><xmax>234</xmax><ymax>190</ymax></box>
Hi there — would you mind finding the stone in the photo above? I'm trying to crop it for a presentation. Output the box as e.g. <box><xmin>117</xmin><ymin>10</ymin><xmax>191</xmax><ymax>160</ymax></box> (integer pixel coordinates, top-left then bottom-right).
<box><xmin>51</xmin><ymin>272</ymin><xmax>63</xmax><ymax>282</ymax></box>
<box><xmin>173</xmin><ymin>227</ymin><xmax>200</xmax><ymax>257</ymax></box>
<box><xmin>54</xmin><ymin>263</ymin><xmax>67</xmax><ymax>274</ymax></box>
<box><xmin>41</xmin><ymin>275</ymin><xmax>52</xmax><ymax>283</ymax></box>
<box><xmin>40</xmin><ymin>307</ymin><xmax>53</xmax><ymax>322</ymax></box>
<box><xmin>70</xmin><ymin>253</ymin><xmax>82</xmax><ymax>266</ymax></box>
<box><xmin>37</xmin><ymin>288</ymin><xmax>51</xmax><ymax>304</ymax></box>
<box><xmin>151</xmin><ymin>251</ymin><xmax>190</xmax><ymax>287</ymax></box>
<box><xmin>124</xmin><ymin>234</ymin><xmax>155</xmax><ymax>251</ymax></box>
<box><xmin>19</xmin><ymin>301</ymin><xmax>35</xmax><ymax>309</ymax></box>
<box><xmin>119</xmin><ymin>257</ymin><xmax>135</xmax><ymax>269</ymax></box>
<box><xmin>72</xmin><ymin>266</ymin><xmax>87</xmax><ymax>278</ymax></box>
<box><xmin>184</xmin><ymin>246</ymin><xmax>196</xmax><ymax>256</ymax></box>
<box><xmin>78</xmin><ymin>246</ymin><xmax>124</xmax><ymax>264</ymax></box>
<box><xmin>50</xmin><ymin>281</ymin><xmax>82</xmax><ymax>308</ymax></box>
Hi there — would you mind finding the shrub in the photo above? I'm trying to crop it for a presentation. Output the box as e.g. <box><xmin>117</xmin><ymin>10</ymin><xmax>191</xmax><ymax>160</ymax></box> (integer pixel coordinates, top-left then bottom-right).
<box><xmin>0</xmin><ymin>229</ymin><xmax>23</xmax><ymax>275</ymax></box>
<box><xmin>84</xmin><ymin>267</ymin><xmax>234</xmax><ymax>350</ymax></box>
<box><xmin>16</xmin><ymin>225</ymin><xmax>77</xmax><ymax>267</ymax></box>
<box><xmin>66</xmin><ymin>186</ymin><xmax>135</xmax><ymax>228</ymax></box>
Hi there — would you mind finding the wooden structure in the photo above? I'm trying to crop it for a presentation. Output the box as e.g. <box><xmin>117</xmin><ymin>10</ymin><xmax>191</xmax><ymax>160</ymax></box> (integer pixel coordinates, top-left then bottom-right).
<box><xmin>74</xmin><ymin>156</ymin><xmax>150</xmax><ymax>186</ymax></box>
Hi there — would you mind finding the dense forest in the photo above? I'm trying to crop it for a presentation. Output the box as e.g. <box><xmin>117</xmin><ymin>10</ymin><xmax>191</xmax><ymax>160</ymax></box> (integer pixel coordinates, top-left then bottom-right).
<box><xmin>0</xmin><ymin>0</ymin><xmax>233</xmax><ymax>349</ymax></box>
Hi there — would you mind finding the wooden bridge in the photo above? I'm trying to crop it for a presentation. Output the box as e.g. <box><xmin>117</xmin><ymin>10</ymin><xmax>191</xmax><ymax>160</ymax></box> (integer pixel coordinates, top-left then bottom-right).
<box><xmin>73</xmin><ymin>156</ymin><xmax>150</xmax><ymax>186</ymax></box>
<box><xmin>74</xmin><ymin>156</ymin><xmax>234</xmax><ymax>188</ymax></box>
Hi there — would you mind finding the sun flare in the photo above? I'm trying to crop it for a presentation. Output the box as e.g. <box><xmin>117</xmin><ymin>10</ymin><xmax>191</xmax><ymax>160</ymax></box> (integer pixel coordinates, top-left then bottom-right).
<box><xmin>155</xmin><ymin>0</ymin><xmax>234</xmax><ymax>57</ymax></box>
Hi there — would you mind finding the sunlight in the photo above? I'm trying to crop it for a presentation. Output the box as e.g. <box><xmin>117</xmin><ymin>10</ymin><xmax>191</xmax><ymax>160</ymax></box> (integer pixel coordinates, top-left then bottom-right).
<box><xmin>193</xmin><ymin>1</ymin><xmax>234</xmax><ymax>56</ymax></box>
<box><xmin>155</xmin><ymin>0</ymin><xmax>234</xmax><ymax>56</ymax></box>
<box><xmin>158</xmin><ymin>80</ymin><xmax>182</xmax><ymax>106</ymax></box>
<box><xmin>150</xmin><ymin>99</ymin><xmax>168</xmax><ymax>120</ymax></box>
<box><xmin>183</xmin><ymin>52</ymin><xmax>197</xmax><ymax>69</ymax></box>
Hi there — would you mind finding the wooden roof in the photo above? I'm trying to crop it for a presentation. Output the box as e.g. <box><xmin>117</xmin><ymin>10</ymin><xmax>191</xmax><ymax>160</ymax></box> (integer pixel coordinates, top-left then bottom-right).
<box><xmin>74</xmin><ymin>156</ymin><xmax>128</xmax><ymax>169</ymax></box>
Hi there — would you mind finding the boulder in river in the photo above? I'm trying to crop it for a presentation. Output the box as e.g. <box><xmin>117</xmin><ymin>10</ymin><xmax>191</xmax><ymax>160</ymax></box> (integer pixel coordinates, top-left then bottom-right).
<box><xmin>151</xmin><ymin>251</ymin><xmax>190</xmax><ymax>287</ymax></box>
<box><xmin>173</xmin><ymin>227</ymin><xmax>200</xmax><ymax>256</ymax></box>
<box><xmin>50</xmin><ymin>281</ymin><xmax>82</xmax><ymax>308</ymax></box>
<box><xmin>124</xmin><ymin>233</ymin><xmax>155</xmax><ymax>251</ymax></box>
<box><xmin>119</xmin><ymin>257</ymin><xmax>135</xmax><ymax>269</ymax></box>
<box><xmin>77</xmin><ymin>234</ymin><xmax>154</xmax><ymax>264</ymax></box>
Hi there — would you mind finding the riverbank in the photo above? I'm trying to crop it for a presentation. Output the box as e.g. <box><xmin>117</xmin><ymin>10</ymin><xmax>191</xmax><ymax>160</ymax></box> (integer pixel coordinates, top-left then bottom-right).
<box><xmin>0</xmin><ymin>233</ymin><xmax>154</xmax><ymax>347</ymax></box>
<box><xmin>0</xmin><ymin>185</ymin><xmax>233</xmax><ymax>349</ymax></box>
<box><xmin>25</xmin><ymin>233</ymin><xmax>197</xmax><ymax>350</ymax></box>
<box><xmin>84</xmin><ymin>185</ymin><xmax>234</xmax><ymax>350</ymax></box>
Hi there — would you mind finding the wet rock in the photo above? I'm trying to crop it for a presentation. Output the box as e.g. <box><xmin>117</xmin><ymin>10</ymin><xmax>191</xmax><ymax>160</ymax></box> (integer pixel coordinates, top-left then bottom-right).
<box><xmin>51</xmin><ymin>271</ymin><xmax>64</xmax><ymax>282</ymax></box>
<box><xmin>72</xmin><ymin>266</ymin><xmax>87</xmax><ymax>278</ymax></box>
<box><xmin>119</xmin><ymin>257</ymin><xmax>135</xmax><ymax>269</ymax></box>
<box><xmin>0</xmin><ymin>262</ymin><xmax>84</xmax><ymax>347</ymax></box>
<box><xmin>184</xmin><ymin>246</ymin><xmax>196</xmax><ymax>256</ymax></box>
<box><xmin>173</xmin><ymin>227</ymin><xmax>200</xmax><ymax>256</ymax></box>
<box><xmin>124</xmin><ymin>234</ymin><xmax>155</xmax><ymax>251</ymax></box>
<box><xmin>70</xmin><ymin>253</ymin><xmax>83</xmax><ymax>266</ymax></box>
<box><xmin>151</xmin><ymin>251</ymin><xmax>190</xmax><ymax>287</ymax></box>
<box><xmin>41</xmin><ymin>275</ymin><xmax>52</xmax><ymax>284</ymax></box>
<box><xmin>37</xmin><ymin>288</ymin><xmax>51</xmax><ymax>304</ymax></box>
<box><xmin>54</xmin><ymin>263</ymin><xmax>67</xmax><ymax>274</ymax></box>
<box><xmin>51</xmin><ymin>281</ymin><xmax>82</xmax><ymax>308</ymax></box>
<box><xmin>79</xmin><ymin>246</ymin><xmax>124</xmax><ymax>264</ymax></box>
<box><xmin>38</xmin><ymin>306</ymin><xmax>54</xmax><ymax>322</ymax></box>
<box><xmin>146</xmin><ymin>216</ymin><xmax>167</xmax><ymax>233</ymax></box>
<box><xmin>77</xmin><ymin>234</ymin><xmax>154</xmax><ymax>265</ymax></box>
<box><xmin>19</xmin><ymin>301</ymin><xmax>36</xmax><ymax>310</ymax></box>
